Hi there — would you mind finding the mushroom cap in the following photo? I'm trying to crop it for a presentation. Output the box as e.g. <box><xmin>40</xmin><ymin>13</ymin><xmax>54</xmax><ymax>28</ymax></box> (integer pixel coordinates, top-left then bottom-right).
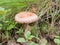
<box><xmin>15</xmin><ymin>12</ymin><xmax>38</xmax><ymax>24</ymax></box>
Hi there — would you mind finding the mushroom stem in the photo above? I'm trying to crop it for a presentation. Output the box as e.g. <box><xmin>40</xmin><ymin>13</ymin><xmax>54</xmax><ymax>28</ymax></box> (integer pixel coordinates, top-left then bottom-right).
<box><xmin>24</xmin><ymin>24</ymin><xmax>30</xmax><ymax>32</ymax></box>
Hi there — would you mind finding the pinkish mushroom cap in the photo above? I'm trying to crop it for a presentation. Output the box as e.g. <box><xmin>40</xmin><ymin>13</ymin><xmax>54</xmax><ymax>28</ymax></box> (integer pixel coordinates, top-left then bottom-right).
<box><xmin>15</xmin><ymin>12</ymin><xmax>38</xmax><ymax>24</ymax></box>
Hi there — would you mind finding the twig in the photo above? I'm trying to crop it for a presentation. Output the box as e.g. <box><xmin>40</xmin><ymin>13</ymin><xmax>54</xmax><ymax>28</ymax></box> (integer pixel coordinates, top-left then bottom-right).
<box><xmin>38</xmin><ymin>6</ymin><xmax>51</xmax><ymax>19</ymax></box>
<box><xmin>51</xmin><ymin>2</ymin><xmax>60</xmax><ymax>7</ymax></box>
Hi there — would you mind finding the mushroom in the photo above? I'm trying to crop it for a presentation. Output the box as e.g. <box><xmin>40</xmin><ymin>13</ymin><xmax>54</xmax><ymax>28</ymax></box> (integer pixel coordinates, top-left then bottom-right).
<box><xmin>15</xmin><ymin>12</ymin><xmax>38</xmax><ymax>32</ymax></box>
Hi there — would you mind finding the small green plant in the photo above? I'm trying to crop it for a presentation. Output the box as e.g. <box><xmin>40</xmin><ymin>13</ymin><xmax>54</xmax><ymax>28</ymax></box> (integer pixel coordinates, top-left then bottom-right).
<box><xmin>17</xmin><ymin>31</ymin><xmax>39</xmax><ymax>45</ymax></box>
<box><xmin>54</xmin><ymin>36</ymin><xmax>60</xmax><ymax>45</ymax></box>
<box><xmin>29</xmin><ymin>42</ymin><xmax>39</xmax><ymax>45</ymax></box>
<box><xmin>16</xmin><ymin>27</ymin><xmax>23</xmax><ymax>35</ymax></box>
<box><xmin>0</xmin><ymin>7</ymin><xmax>16</xmax><ymax>39</ymax></box>
<box><xmin>24</xmin><ymin>31</ymin><xmax>35</xmax><ymax>40</ymax></box>
<box><xmin>17</xmin><ymin>38</ymin><xmax>26</xmax><ymax>42</ymax></box>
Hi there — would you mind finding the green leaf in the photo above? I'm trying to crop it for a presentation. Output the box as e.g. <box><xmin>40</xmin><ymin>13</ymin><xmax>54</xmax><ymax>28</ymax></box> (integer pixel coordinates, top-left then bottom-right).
<box><xmin>0</xmin><ymin>7</ymin><xmax>6</xmax><ymax>14</ymax></box>
<box><xmin>27</xmin><ymin>35</ymin><xmax>35</xmax><ymax>40</ymax></box>
<box><xmin>0</xmin><ymin>24</ymin><xmax>2</xmax><ymax>29</ymax></box>
<box><xmin>17</xmin><ymin>38</ymin><xmax>26</xmax><ymax>43</ymax></box>
<box><xmin>29</xmin><ymin>42</ymin><xmax>39</xmax><ymax>45</ymax></box>
<box><xmin>24</xmin><ymin>31</ymin><xmax>31</xmax><ymax>39</ymax></box>
<box><xmin>54</xmin><ymin>36</ymin><xmax>60</xmax><ymax>39</ymax></box>
<box><xmin>41</xmin><ymin>43</ymin><xmax>46</xmax><ymax>45</ymax></box>
<box><xmin>24</xmin><ymin>31</ymin><xmax>36</xmax><ymax>40</ymax></box>
<box><xmin>54</xmin><ymin>38</ymin><xmax>60</xmax><ymax>44</ymax></box>
<box><xmin>0</xmin><ymin>24</ymin><xmax>2</xmax><ymax>27</ymax></box>
<box><xmin>16</xmin><ymin>27</ymin><xmax>23</xmax><ymax>34</ymax></box>
<box><xmin>0</xmin><ymin>7</ymin><xmax>5</xmax><ymax>11</ymax></box>
<box><xmin>7</xmin><ymin>24</ymin><xmax>15</xmax><ymax>30</ymax></box>
<box><xmin>0</xmin><ymin>0</ymin><xmax>35</xmax><ymax>8</ymax></box>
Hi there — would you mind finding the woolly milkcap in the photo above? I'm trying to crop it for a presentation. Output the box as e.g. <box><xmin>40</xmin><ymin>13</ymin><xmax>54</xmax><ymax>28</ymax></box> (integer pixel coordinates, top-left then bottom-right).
<box><xmin>15</xmin><ymin>12</ymin><xmax>38</xmax><ymax>23</ymax></box>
